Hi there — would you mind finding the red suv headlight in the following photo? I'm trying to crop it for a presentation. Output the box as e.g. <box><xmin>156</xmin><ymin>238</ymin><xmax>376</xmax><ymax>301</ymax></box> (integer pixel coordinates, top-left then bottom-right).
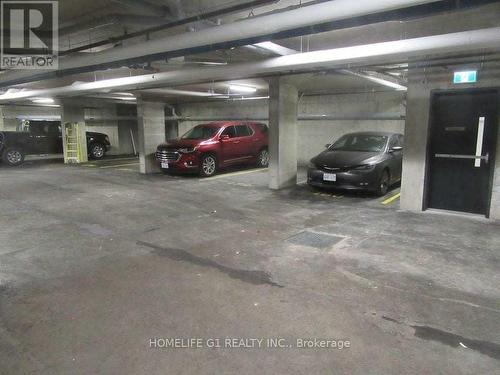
<box><xmin>178</xmin><ymin>147</ymin><xmax>197</xmax><ymax>154</ymax></box>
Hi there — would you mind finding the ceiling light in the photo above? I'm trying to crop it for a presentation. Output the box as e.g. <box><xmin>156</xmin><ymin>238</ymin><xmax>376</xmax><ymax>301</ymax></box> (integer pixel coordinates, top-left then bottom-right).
<box><xmin>229</xmin><ymin>84</ymin><xmax>257</xmax><ymax>93</ymax></box>
<box><xmin>362</xmin><ymin>76</ymin><xmax>407</xmax><ymax>91</ymax></box>
<box><xmin>340</xmin><ymin>70</ymin><xmax>407</xmax><ymax>91</ymax></box>
<box><xmin>253</xmin><ymin>42</ymin><xmax>297</xmax><ymax>56</ymax></box>
<box><xmin>32</xmin><ymin>97</ymin><xmax>54</xmax><ymax>104</ymax></box>
<box><xmin>230</xmin><ymin>96</ymin><xmax>269</xmax><ymax>101</ymax></box>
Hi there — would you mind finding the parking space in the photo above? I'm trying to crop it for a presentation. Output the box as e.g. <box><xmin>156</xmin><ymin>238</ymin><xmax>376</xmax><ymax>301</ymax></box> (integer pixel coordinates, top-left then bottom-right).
<box><xmin>1</xmin><ymin>162</ymin><xmax>499</xmax><ymax>373</ymax></box>
<box><xmin>81</xmin><ymin>156</ymin><xmax>140</xmax><ymax>172</ymax></box>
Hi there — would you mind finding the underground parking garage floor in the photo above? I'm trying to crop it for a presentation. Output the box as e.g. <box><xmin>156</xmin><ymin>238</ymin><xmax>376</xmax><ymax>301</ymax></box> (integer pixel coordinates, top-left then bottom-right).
<box><xmin>0</xmin><ymin>160</ymin><xmax>499</xmax><ymax>375</ymax></box>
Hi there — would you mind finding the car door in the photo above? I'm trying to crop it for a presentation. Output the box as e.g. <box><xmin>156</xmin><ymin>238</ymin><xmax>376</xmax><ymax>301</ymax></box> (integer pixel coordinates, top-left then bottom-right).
<box><xmin>387</xmin><ymin>135</ymin><xmax>403</xmax><ymax>182</ymax></box>
<box><xmin>234</xmin><ymin>124</ymin><xmax>255</xmax><ymax>159</ymax></box>
<box><xmin>219</xmin><ymin>125</ymin><xmax>239</xmax><ymax>164</ymax></box>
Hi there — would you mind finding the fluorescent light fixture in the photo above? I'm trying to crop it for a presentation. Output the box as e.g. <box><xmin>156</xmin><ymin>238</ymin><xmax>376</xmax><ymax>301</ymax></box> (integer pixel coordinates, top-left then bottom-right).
<box><xmin>362</xmin><ymin>76</ymin><xmax>407</xmax><ymax>91</ymax></box>
<box><xmin>340</xmin><ymin>70</ymin><xmax>407</xmax><ymax>91</ymax></box>
<box><xmin>31</xmin><ymin>97</ymin><xmax>55</xmax><ymax>104</ymax></box>
<box><xmin>230</xmin><ymin>96</ymin><xmax>269</xmax><ymax>101</ymax></box>
<box><xmin>229</xmin><ymin>84</ymin><xmax>257</xmax><ymax>93</ymax></box>
<box><xmin>17</xmin><ymin>115</ymin><xmax>61</xmax><ymax>121</ymax></box>
<box><xmin>139</xmin><ymin>88</ymin><xmax>230</xmax><ymax>98</ymax></box>
<box><xmin>253</xmin><ymin>42</ymin><xmax>297</xmax><ymax>56</ymax></box>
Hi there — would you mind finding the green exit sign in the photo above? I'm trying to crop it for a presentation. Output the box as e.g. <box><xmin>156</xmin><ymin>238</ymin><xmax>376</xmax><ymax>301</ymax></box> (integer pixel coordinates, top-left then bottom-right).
<box><xmin>453</xmin><ymin>71</ymin><xmax>477</xmax><ymax>84</ymax></box>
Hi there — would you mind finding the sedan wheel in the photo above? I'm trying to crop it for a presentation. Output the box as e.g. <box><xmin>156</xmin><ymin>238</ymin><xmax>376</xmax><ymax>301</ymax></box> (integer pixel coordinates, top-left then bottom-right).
<box><xmin>200</xmin><ymin>155</ymin><xmax>217</xmax><ymax>177</ymax></box>
<box><xmin>377</xmin><ymin>171</ymin><xmax>390</xmax><ymax>196</ymax></box>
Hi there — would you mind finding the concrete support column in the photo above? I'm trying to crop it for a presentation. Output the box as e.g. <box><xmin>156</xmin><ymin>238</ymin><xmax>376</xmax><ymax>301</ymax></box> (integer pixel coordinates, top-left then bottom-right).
<box><xmin>0</xmin><ymin>106</ymin><xmax>5</xmax><ymax>130</ymax></box>
<box><xmin>268</xmin><ymin>77</ymin><xmax>299</xmax><ymax>190</ymax></box>
<box><xmin>61</xmin><ymin>101</ymin><xmax>88</xmax><ymax>163</ymax></box>
<box><xmin>137</xmin><ymin>98</ymin><xmax>165</xmax><ymax>174</ymax></box>
<box><xmin>400</xmin><ymin>82</ymin><xmax>431</xmax><ymax>212</ymax></box>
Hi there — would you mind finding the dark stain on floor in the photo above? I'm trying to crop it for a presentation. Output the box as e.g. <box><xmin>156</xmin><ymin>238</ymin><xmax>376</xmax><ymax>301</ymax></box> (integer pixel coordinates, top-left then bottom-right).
<box><xmin>381</xmin><ymin>316</ymin><xmax>400</xmax><ymax>324</ymax></box>
<box><xmin>412</xmin><ymin>325</ymin><xmax>500</xmax><ymax>361</ymax></box>
<box><xmin>382</xmin><ymin>316</ymin><xmax>500</xmax><ymax>360</ymax></box>
<box><xmin>137</xmin><ymin>241</ymin><xmax>283</xmax><ymax>288</ymax></box>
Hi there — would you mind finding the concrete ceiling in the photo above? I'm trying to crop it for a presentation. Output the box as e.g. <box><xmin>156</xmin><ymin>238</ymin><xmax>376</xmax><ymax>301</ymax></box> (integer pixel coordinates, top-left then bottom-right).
<box><xmin>3</xmin><ymin>0</ymin><xmax>500</xmax><ymax>106</ymax></box>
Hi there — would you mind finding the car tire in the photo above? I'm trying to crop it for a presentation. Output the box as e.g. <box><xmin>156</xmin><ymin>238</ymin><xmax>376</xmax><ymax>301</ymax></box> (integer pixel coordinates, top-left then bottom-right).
<box><xmin>199</xmin><ymin>154</ymin><xmax>217</xmax><ymax>177</ymax></box>
<box><xmin>2</xmin><ymin>148</ymin><xmax>25</xmax><ymax>166</ymax></box>
<box><xmin>89</xmin><ymin>142</ymin><xmax>106</xmax><ymax>160</ymax></box>
<box><xmin>256</xmin><ymin>148</ymin><xmax>269</xmax><ymax>168</ymax></box>
<box><xmin>376</xmin><ymin>170</ymin><xmax>390</xmax><ymax>196</ymax></box>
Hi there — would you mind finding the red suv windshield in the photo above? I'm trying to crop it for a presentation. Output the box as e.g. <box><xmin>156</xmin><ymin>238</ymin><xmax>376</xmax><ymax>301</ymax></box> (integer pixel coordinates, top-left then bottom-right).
<box><xmin>181</xmin><ymin>125</ymin><xmax>220</xmax><ymax>140</ymax></box>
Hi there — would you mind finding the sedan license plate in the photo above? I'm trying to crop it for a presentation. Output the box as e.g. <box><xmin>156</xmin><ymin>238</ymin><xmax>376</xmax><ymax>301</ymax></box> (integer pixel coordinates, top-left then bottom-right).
<box><xmin>323</xmin><ymin>173</ymin><xmax>336</xmax><ymax>182</ymax></box>
<box><xmin>161</xmin><ymin>162</ymin><xmax>169</xmax><ymax>169</ymax></box>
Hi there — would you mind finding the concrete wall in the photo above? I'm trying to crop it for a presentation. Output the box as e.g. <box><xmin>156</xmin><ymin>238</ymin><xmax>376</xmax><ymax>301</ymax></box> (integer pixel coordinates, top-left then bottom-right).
<box><xmin>0</xmin><ymin>102</ymin><xmax>137</xmax><ymax>156</ymax></box>
<box><xmin>401</xmin><ymin>63</ymin><xmax>500</xmax><ymax>220</ymax></box>
<box><xmin>299</xmin><ymin>92</ymin><xmax>405</xmax><ymax>163</ymax></box>
<box><xmin>176</xmin><ymin>91</ymin><xmax>406</xmax><ymax>165</ymax></box>
<box><xmin>117</xmin><ymin>104</ymin><xmax>139</xmax><ymax>156</ymax></box>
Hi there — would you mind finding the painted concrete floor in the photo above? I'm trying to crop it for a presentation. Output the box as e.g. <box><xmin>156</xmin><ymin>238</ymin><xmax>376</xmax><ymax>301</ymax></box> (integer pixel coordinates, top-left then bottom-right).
<box><xmin>0</xmin><ymin>158</ymin><xmax>499</xmax><ymax>374</ymax></box>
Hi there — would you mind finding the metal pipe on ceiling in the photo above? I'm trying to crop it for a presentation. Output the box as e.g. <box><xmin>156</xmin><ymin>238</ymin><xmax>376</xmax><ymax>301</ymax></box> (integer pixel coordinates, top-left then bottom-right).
<box><xmin>61</xmin><ymin>0</ymin><xmax>281</xmax><ymax>54</ymax></box>
<box><xmin>0</xmin><ymin>0</ymin><xmax>442</xmax><ymax>87</ymax></box>
<box><xmin>110</xmin><ymin>0</ymin><xmax>172</xmax><ymax>18</ymax></box>
<box><xmin>164</xmin><ymin>113</ymin><xmax>406</xmax><ymax>122</ymax></box>
<box><xmin>60</xmin><ymin>14</ymin><xmax>168</xmax><ymax>36</ymax></box>
<box><xmin>1</xmin><ymin>27</ymin><xmax>499</xmax><ymax>103</ymax></box>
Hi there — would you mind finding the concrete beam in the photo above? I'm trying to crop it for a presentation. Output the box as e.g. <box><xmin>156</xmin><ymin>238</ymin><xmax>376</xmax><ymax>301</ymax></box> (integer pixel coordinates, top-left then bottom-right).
<box><xmin>137</xmin><ymin>99</ymin><xmax>165</xmax><ymax>174</ymax></box>
<box><xmin>268</xmin><ymin>77</ymin><xmax>298</xmax><ymax>190</ymax></box>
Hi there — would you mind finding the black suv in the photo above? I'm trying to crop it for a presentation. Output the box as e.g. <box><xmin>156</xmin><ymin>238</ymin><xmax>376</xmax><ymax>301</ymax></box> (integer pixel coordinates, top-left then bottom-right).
<box><xmin>0</xmin><ymin>121</ymin><xmax>111</xmax><ymax>166</ymax></box>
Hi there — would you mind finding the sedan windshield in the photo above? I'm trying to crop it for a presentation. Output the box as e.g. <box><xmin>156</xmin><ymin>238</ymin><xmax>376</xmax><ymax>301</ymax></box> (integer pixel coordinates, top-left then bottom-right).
<box><xmin>181</xmin><ymin>125</ymin><xmax>219</xmax><ymax>140</ymax></box>
<box><xmin>330</xmin><ymin>134</ymin><xmax>388</xmax><ymax>152</ymax></box>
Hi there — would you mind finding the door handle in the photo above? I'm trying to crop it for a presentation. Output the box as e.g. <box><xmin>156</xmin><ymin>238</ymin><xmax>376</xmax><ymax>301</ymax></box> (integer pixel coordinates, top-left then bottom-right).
<box><xmin>474</xmin><ymin>116</ymin><xmax>485</xmax><ymax>167</ymax></box>
<box><xmin>435</xmin><ymin>153</ymin><xmax>489</xmax><ymax>162</ymax></box>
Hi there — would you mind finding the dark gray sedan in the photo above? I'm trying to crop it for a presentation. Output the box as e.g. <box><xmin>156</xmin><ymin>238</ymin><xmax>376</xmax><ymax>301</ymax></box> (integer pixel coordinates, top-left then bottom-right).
<box><xmin>307</xmin><ymin>132</ymin><xmax>404</xmax><ymax>196</ymax></box>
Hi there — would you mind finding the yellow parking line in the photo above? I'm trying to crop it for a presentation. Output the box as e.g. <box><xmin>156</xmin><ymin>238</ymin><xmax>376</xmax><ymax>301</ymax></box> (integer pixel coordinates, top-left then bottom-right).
<box><xmin>200</xmin><ymin>168</ymin><xmax>265</xmax><ymax>181</ymax></box>
<box><xmin>99</xmin><ymin>162</ymin><xmax>139</xmax><ymax>169</ymax></box>
<box><xmin>382</xmin><ymin>192</ymin><xmax>401</xmax><ymax>205</ymax></box>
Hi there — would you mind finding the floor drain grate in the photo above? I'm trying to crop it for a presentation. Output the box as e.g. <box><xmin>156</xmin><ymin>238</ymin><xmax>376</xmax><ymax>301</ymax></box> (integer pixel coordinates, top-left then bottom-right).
<box><xmin>286</xmin><ymin>231</ymin><xmax>344</xmax><ymax>249</ymax></box>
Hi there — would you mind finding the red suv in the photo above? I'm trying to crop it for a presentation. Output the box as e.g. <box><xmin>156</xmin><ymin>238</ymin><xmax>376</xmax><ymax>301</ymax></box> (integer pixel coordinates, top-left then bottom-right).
<box><xmin>156</xmin><ymin>121</ymin><xmax>269</xmax><ymax>177</ymax></box>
